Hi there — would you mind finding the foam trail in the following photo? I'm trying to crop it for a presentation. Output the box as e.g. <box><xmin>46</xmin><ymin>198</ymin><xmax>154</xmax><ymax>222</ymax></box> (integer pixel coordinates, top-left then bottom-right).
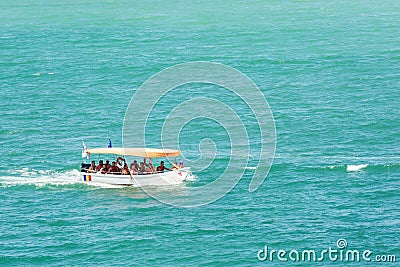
<box><xmin>346</xmin><ymin>164</ymin><xmax>368</xmax><ymax>172</ymax></box>
<box><xmin>1</xmin><ymin>169</ymin><xmax>137</xmax><ymax>189</ymax></box>
<box><xmin>0</xmin><ymin>169</ymin><xmax>82</xmax><ymax>187</ymax></box>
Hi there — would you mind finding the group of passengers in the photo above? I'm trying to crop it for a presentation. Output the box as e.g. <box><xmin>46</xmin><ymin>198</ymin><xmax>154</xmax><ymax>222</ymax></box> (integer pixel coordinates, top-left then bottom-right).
<box><xmin>87</xmin><ymin>157</ymin><xmax>181</xmax><ymax>175</ymax></box>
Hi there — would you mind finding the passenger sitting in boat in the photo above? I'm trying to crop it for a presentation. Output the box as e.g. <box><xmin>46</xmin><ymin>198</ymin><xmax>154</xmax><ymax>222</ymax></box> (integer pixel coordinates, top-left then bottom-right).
<box><xmin>171</xmin><ymin>162</ymin><xmax>179</xmax><ymax>170</ymax></box>
<box><xmin>131</xmin><ymin>160</ymin><xmax>139</xmax><ymax>172</ymax></box>
<box><xmin>116</xmin><ymin>157</ymin><xmax>126</xmax><ymax>169</ymax></box>
<box><xmin>101</xmin><ymin>166</ymin><xmax>108</xmax><ymax>174</ymax></box>
<box><xmin>157</xmin><ymin>161</ymin><xmax>171</xmax><ymax>173</ymax></box>
<box><xmin>149</xmin><ymin>162</ymin><xmax>155</xmax><ymax>173</ymax></box>
<box><xmin>121</xmin><ymin>163</ymin><xmax>130</xmax><ymax>175</ymax></box>
<box><xmin>130</xmin><ymin>163</ymin><xmax>138</xmax><ymax>175</ymax></box>
<box><xmin>132</xmin><ymin>160</ymin><xmax>139</xmax><ymax>169</ymax></box>
<box><xmin>146</xmin><ymin>162</ymin><xmax>155</xmax><ymax>173</ymax></box>
<box><xmin>96</xmin><ymin>160</ymin><xmax>104</xmax><ymax>172</ymax></box>
<box><xmin>104</xmin><ymin>159</ymin><xmax>111</xmax><ymax>170</ymax></box>
<box><xmin>108</xmin><ymin>161</ymin><xmax>120</xmax><ymax>174</ymax></box>
<box><xmin>139</xmin><ymin>162</ymin><xmax>146</xmax><ymax>173</ymax></box>
<box><xmin>88</xmin><ymin>161</ymin><xmax>96</xmax><ymax>173</ymax></box>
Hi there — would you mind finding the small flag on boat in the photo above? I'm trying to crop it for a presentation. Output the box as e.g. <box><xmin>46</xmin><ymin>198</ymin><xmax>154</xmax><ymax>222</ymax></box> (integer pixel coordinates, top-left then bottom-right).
<box><xmin>83</xmin><ymin>175</ymin><xmax>92</xmax><ymax>181</ymax></box>
<box><xmin>108</xmin><ymin>139</ymin><xmax>112</xmax><ymax>148</ymax></box>
<box><xmin>82</xmin><ymin>141</ymin><xmax>87</xmax><ymax>158</ymax></box>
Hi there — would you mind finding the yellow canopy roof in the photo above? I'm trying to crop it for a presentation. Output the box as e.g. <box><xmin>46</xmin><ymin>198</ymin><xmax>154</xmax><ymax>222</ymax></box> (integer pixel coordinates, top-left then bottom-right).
<box><xmin>86</xmin><ymin>147</ymin><xmax>180</xmax><ymax>158</ymax></box>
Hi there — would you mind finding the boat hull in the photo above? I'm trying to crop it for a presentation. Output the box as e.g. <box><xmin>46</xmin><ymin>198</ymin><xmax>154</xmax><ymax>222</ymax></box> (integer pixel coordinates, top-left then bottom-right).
<box><xmin>81</xmin><ymin>168</ymin><xmax>193</xmax><ymax>186</ymax></box>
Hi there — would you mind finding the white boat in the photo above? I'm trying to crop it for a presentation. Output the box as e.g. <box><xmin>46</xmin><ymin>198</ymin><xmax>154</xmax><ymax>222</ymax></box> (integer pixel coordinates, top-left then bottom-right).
<box><xmin>80</xmin><ymin>147</ymin><xmax>193</xmax><ymax>186</ymax></box>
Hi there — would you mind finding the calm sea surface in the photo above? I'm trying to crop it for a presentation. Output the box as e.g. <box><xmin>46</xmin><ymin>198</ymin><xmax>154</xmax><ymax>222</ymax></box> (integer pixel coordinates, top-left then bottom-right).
<box><xmin>1</xmin><ymin>0</ymin><xmax>399</xmax><ymax>265</ymax></box>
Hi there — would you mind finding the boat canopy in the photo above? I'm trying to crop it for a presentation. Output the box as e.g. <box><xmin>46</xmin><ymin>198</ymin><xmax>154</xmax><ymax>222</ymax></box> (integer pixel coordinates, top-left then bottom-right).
<box><xmin>86</xmin><ymin>147</ymin><xmax>180</xmax><ymax>158</ymax></box>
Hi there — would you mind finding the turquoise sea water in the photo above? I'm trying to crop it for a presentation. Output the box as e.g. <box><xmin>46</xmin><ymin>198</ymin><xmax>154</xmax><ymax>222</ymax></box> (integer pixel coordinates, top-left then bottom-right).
<box><xmin>1</xmin><ymin>0</ymin><xmax>399</xmax><ymax>265</ymax></box>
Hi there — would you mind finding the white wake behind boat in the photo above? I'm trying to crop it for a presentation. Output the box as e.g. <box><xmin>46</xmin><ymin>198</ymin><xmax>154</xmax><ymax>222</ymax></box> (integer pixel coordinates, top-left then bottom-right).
<box><xmin>80</xmin><ymin>147</ymin><xmax>193</xmax><ymax>186</ymax></box>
